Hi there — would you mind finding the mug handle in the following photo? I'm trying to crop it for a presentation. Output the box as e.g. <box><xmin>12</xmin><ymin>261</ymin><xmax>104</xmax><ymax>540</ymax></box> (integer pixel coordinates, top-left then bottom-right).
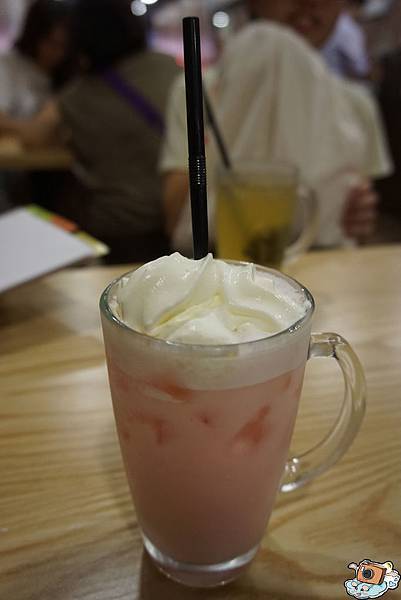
<box><xmin>280</xmin><ymin>333</ymin><xmax>366</xmax><ymax>493</ymax></box>
<box><xmin>284</xmin><ymin>185</ymin><xmax>319</xmax><ymax>264</ymax></box>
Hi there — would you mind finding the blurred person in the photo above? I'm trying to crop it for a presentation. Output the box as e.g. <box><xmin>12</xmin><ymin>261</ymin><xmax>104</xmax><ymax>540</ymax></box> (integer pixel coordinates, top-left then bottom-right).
<box><xmin>246</xmin><ymin>0</ymin><xmax>385</xmax><ymax>240</ymax></box>
<box><xmin>0</xmin><ymin>0</ymin><xmax>73</xmax><ymax>118</ymax></box>
<box><xmin>160</xmin><ymin>10</ymin><xmax>391</xmax><ymax>254</ymax></box>
<box><xmin>321</xmin><ymin>4</ymin><xmax>370</xmax><ymax>80</ymax></box>
<box><xmin>0</xmin><ymin>0</ymin><xmax>179</xmax><ymax>263</ymax></box>
<box><xmin>0</xmin><ymin>1</ymin><xmax>74</xmax><ymax>215</ymax></box>
<box><xmin>248</xmin><ymin>0</ymin><xmax>370</xmax><ymax>80</ymax></box>
<box><xmin>0</xmin><ymin>0</ymin><xmax>25</xmax><ymax>52</ymax></box>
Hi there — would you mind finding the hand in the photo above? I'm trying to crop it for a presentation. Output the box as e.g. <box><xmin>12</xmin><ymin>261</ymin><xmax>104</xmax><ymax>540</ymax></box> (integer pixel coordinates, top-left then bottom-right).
<box><xmin>342</xmin><ymin>181</ymin><xmax>378</xmax><ymax>242</ymax></box>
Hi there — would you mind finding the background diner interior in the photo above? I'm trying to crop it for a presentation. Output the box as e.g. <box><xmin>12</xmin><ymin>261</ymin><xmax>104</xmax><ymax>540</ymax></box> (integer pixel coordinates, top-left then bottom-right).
<box><xmin>0</xmin><ymin>0</ymin><xmax>400</xmax><ymax>268</ymax></box>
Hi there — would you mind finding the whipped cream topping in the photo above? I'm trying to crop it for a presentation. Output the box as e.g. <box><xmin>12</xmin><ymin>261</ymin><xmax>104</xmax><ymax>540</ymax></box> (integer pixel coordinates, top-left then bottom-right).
<box><xmin>111</xmin><ymin>253</ymin><xmax>310</xmax><ymax>345</ymax></box>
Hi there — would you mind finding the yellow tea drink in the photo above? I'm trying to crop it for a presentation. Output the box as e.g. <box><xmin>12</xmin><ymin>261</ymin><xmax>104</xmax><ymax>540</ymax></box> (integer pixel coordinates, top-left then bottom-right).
<box><xmin>216</xmin><ymin>164</ymin><xmax>297</xmax><ymax>268</ymax></box>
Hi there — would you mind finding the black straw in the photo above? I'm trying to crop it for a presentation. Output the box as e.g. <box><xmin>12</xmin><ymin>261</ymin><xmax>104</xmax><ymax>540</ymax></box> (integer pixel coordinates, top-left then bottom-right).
<box><xmin>204</xmin><ymin>89</ymin><xmax>232</xmax><ymax>170</ymax></box>
<box><xmin>183</xmin><ymin>17</ymin><xmax>209</xmax><ymax>260</ymax></box>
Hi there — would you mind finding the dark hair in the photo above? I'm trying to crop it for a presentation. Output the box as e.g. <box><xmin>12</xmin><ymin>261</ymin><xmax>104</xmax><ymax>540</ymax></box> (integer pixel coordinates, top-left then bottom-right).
<box><xmin>73</xmin><ymin>0</ymin><xmax>147</xmax><ymax>72</ymax></box>
<box><xmin>15</xmin><ymin>0</ymin><xmax>72</xmax><ymax>60</ymax></box>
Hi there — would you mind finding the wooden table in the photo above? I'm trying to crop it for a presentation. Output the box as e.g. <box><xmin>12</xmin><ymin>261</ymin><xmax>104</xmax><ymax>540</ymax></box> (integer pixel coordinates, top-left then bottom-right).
<box><xmin>1</xmin><ymin>245</ymin><xmax>400</xmax><ymax>600</ymax></box>
<box><xmin>0</xmin><ymin>137</ymin><xmax>73</xmax><ymax>171</ymax></box>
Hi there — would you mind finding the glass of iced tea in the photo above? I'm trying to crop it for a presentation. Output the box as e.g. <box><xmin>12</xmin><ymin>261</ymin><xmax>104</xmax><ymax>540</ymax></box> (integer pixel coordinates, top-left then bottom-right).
<box><xmin>100</xmin><ymin>258</ymin><xmax>365</xmax><ymax>588</ymax></box>
<box><xmin>216</xmin><ymin>162</ymin><xmax>318</xmax><ymax>268</ymax></box>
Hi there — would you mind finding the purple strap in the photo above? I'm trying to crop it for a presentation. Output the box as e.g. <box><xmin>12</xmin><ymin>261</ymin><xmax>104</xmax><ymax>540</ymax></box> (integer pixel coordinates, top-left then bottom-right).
<box><xmin>101</xmin><ymin>69</ymin><xmax>165</xmax><ymax>136</ymax></box>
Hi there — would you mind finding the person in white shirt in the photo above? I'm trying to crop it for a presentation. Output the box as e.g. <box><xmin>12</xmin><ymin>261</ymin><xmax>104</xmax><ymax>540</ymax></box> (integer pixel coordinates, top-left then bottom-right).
<box><xmin>251</xmin><ymin>0</ymin><xmax>370</xmax><ymax>80</ymax></box>
<box><xmin>0</xmin><ymin>0</ymin><xmax>72</xmax><ymax>119</ymax></box>
<box><xmin>160</xmin><ymin>0</ymin><xmax>391</xmax><ymax>254</ymax></box>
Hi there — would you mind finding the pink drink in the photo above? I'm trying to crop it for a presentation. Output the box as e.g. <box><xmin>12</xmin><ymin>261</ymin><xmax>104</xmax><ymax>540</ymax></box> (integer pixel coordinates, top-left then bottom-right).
<box><xmin>101</xmin><ymin>258</ymin><xmax>366</xmax><ymax>587</ymax></box>
<box><xmin>101</xmin><ymin>260</ymin><xmax>312</xmax><ymax>586</ymax></box>
<box><xmin>108</xmin><ymin>361</ymin><xmax>305</xmax><ymax>566</ymax></box>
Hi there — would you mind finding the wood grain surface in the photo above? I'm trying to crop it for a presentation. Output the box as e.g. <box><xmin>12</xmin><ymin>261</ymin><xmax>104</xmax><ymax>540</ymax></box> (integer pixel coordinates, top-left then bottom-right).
<box><xmin>1</xmin><ymin>245</ymin><xmax>400</xmax><ymax>600</ymax></box>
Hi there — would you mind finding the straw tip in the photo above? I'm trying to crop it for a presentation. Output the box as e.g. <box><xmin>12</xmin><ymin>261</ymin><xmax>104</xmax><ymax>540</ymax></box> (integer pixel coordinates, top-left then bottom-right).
<box><xmin>183</xmin><ymin>16</ymin><xmax>200</xmax><ymax>32</ymax></box>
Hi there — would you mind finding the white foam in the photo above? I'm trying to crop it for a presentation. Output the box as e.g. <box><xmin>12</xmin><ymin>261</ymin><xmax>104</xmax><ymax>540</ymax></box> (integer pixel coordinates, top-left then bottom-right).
<box><xmin>103</xmin><ymin>256</ymin><xmax>313</xmax><ymax>390</ymax></box>
<box><xmin>111</xmin><ymin>253</ymin><xmax>310</xmax><ymax>345</ymax></box>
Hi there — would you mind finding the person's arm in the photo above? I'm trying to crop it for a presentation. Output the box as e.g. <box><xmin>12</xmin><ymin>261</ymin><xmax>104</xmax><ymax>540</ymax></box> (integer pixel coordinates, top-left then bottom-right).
<box><xmin>0</xmin><ymin>100</ymin><xmax>62</xmax><ymax>147</ymax></box>
<box><xmin>342</xmin><ymin>179</ymin><xmax>378</xmax><ymax>242</ymax></box>
<box><xmin>162</xmin><ymin>171</ymin><xmax>189</xmax><ymax>237</ymax></box>
<box><xmin>159</xmin><ymin>74</ymin><xmax>190</xmax><ymax>239</ymax></box>
<box><xmin>0</xmin><ymin>55</ymin><xmax>13</xmax><ymax>115</ymax></box>
<box><xmin>338</xmin><ymin>77</ymin><xmax>391</xmax><ymax>243</ymax></box>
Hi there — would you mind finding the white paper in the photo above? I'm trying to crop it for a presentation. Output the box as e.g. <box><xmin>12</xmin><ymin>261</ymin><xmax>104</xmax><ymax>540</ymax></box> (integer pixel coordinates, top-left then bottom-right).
<box><xmin>0</xmin><ymin>208</ymin><xmax>96</xmax><ymax>293</ymax></box>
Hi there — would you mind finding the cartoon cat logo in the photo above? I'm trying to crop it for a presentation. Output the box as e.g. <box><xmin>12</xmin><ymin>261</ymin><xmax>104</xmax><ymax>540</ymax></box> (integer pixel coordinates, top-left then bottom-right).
<box><xmin>345</xmin><ymin>560</ymin><xmax>400</xmax><ymax>598</ymax></box>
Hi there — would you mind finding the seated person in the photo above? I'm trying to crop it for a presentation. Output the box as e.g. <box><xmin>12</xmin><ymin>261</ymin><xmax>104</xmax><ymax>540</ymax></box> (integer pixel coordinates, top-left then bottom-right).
<box><xmin>0</xmin><ymin>0</ymin><xmax>73</xmax><ymax>214</ymax></box>
<box><xmin>0</xmin><ymin>0</ymin><xmax>179</xmax><ymax>264</ymax></box>
<box><xmin>248</xmin><ymin>0</ymin><xmax>370</xmax><ymax>80</ymax></box>
<box><xmin>0</xmin><ymin>0</ymin><xmax>26</xmax><ymax>52</ymax></box>
<box><xmin>160</xmin><ymin>2</ymin><xmax>391</xmax><ymax>256</ymax></box>
<box><xmin>0</xmin><ymin>0</ymin><xmax>73</xmax><ymax>118</ymax></box>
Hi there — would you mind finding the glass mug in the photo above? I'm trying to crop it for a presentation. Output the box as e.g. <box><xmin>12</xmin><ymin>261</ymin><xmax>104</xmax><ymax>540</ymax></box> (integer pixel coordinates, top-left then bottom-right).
<box><xmin>100</xmin><ymin>265</ymin><xmax>366</xmax><ymax>588</ymax></box>
<box><xmin>215</xmin><ymin>162</ymin><xmax>318</xmax><ymax>269</ymax></box>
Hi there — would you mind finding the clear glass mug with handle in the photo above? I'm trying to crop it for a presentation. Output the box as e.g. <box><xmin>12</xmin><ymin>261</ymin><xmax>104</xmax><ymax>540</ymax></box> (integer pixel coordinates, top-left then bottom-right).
<box><xmin>215</xmin><ymin>161</ymin><xmax>318</xmax><ymax>269</ymax></box>
<box><xmin>100</xmin><ymin>264</ymin><xmax>365</xmax><ymax>589</ymax></box>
